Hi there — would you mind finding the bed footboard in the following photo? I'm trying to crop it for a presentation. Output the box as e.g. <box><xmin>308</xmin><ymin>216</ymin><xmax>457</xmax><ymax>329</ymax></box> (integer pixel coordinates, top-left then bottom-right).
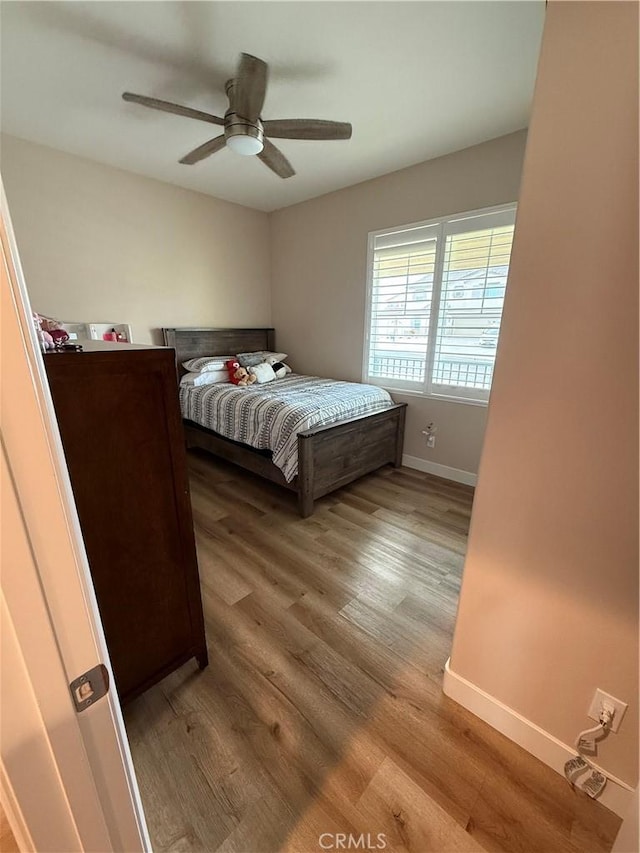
<box><xmin>297</xmin><ymin>403</ymin><xmax>407</xmax><ymax>517</ymax></box>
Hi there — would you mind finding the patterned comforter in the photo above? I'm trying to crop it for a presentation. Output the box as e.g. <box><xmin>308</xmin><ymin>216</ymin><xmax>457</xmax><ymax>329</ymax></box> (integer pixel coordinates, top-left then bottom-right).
<box><xmin>179</xmin><ymin>374</ymin><xmax>393</xmax><ymax>482</ymax></box>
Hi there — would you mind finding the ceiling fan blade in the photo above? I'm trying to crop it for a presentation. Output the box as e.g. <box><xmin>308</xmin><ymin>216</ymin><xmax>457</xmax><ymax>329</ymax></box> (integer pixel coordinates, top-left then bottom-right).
<box><xmin>233</xmin><ymin>53</ymin><xmax>268</xmax><ymax>122</ymax></box>
<box><xmin>263</xmin><ymin>119</ymin><xmax>352</xmax><ymax>141</ymax></box>
<box><xmin>179</xmin><ymin>135</ymin><xmax>226</xmax><ymax>165</ymax></box>
<box><xmin>122</xmin><ymin>92</ymin><xmax>224</xmax><ymax>126</ymax></box>
<box><xmin>257</xmin><ymin>139</ymin><xmax>295</xmax><ymax>179</ymax></box>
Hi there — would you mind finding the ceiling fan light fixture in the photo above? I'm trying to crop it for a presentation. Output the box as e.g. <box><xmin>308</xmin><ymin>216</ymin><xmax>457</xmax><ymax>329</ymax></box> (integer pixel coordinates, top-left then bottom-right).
<box><xmin>226</xmin><ymin>134</ymin><xmax>264</xmax><ymax>156</ymax></box>
<box><xmin>224</xmin><ymin>114</ymin><xmax>264</xmax><ymax>156</ymax></box>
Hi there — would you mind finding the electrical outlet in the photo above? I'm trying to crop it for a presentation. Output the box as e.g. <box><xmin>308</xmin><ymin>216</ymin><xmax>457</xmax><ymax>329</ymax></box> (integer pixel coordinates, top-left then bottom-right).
<box><xmin>422</xmin><ymin>423</ymin><xmax>437</xmax><ymax>448</ymax></box>
<box><xmin>587</xmin><ymin>689</ymin><xmax>628</xmax><ymax>733</ymax></box>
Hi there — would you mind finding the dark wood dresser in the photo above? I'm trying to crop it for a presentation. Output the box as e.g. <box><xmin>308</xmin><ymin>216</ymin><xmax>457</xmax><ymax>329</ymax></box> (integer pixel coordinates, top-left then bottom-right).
<box><xmin>44</xmin><ymin>341</ymin><xmax>207</xmax><ymax>703</ymax></box>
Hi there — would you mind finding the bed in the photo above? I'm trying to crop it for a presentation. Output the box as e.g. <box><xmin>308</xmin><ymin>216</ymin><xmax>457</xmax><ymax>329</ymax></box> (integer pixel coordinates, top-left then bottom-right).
<box><xmin>162</xmin><ymin>327</ymin><xmax>407</xmax><ymax>517</ymax></box>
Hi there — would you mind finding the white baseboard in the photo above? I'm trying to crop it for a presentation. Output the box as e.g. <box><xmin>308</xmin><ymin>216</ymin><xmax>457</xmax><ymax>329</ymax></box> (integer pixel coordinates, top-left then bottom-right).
<box><xmin>443</xmin><ymin>659</ymin><xmax>634</xmax><ymax>817</ymax></box>
<box><xmin>402</xmin><ymin>454</ymin><xmax>477</xmax><ymax>487</ymax></box>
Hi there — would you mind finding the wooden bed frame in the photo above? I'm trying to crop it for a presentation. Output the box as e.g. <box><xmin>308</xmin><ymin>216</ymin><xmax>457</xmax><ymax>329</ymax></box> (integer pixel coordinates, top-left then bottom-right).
<box><xmin>162</xmin><ymin>327</ymin><xmax>407</xmax><ymax>517</ymax></box>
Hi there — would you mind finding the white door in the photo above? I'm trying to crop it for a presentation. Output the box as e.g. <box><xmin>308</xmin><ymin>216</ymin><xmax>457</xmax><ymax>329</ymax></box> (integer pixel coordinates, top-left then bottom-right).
<box><xmin>1</xmin><ymin>184</ymin><xmax>150</xmax><ymax>852</ymax></box>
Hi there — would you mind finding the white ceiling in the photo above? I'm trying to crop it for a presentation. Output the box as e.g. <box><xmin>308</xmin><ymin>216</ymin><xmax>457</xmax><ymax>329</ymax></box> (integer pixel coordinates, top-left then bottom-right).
<box><xmin>0</xmin><ymin>1</ymin><xmax>545</xmax><ymax>212</ymax></box>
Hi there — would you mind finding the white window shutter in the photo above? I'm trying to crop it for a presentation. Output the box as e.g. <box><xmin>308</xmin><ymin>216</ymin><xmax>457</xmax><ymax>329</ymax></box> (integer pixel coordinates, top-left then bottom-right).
<box><xmin>433</xmin><ymin>222</ymin><xmax>515</xmax><ymax>396</ymax></box>
<box><xmin>364</xmin><ymin>205</ymin><xmax>516</xmax><ymax>403</ymax></box>
<box><xmin>367</xmin><ymin>223</ymin><xmax>440</xmax><ymax>390</ymax></box>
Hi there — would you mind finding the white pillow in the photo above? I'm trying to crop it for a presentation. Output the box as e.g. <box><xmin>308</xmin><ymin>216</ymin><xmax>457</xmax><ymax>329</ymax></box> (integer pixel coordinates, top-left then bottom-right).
<box><xmin>182</xmin><ymin>356</ymin><xmax>232</xmax><ymax>373</ymax></box>
<box><xmin>180</xmin><ymin>369</ymin><xmax>229</xmax><ymax>387</ymax></box>
<box><xmin>249</xmin><ymin>362</ymin><xmax>277</xmax><ymax>384</ymax></box>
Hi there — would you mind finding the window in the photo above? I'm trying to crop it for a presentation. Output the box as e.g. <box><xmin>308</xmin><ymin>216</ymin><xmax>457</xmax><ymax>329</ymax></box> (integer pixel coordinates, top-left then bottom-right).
<box><xmin>363</xmin><ymin>204</ymin><xmax>516</xmax><ymax>404</ymax></box>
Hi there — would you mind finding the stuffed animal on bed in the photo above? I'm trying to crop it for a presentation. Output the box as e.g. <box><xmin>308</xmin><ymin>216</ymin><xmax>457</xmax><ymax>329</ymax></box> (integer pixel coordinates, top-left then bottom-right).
<box><xmin>225</xmin><ymin>359</ymin><xmax>257</xmax><ymax>386</ymax></box>
<box><xmin>264</xmin><ymin>354</ymin><xmax>292</xmax><ymax>379</ymax></box>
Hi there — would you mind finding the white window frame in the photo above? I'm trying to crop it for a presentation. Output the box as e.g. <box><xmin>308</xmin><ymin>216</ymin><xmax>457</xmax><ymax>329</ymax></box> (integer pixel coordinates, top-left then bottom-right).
<box><xmin>362</xmin><ymin>202</ymin><xmax>517</xmax><ymax>406</ymax></box>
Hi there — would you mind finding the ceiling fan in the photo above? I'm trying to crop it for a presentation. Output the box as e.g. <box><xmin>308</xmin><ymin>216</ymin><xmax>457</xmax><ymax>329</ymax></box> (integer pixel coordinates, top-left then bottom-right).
<box><xmin>122</xmin><ymin>52</ymin><xmax>352</xmax><ymax>179</ymax></box>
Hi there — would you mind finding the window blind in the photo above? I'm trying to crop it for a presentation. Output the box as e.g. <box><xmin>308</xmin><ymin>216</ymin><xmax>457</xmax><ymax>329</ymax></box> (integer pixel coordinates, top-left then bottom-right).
<box><xmin>364</xmin><ymin>205</ymin><xmax>516</xmax><ymax>402</ymax></box>
<box><xmin>433</xmin><ymin>223</ymin><xmax>514</xmax><ymax>393</ymax></box>
<box><xmin>368</xmin><ymin>231</ymin><xmax>437</xmax><ymax>386</ymax></box>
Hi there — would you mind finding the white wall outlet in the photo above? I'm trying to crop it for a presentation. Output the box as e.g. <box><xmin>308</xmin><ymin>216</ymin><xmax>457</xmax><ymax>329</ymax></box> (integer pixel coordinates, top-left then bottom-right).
<box><xmin>587</xmin><ymin>689</ymin><xmax>628</xmax><ymax>733</ymax></box>
<box><xmin>426</xmin><ymin>435</ymin><xmax>436</xmax><ymax>448</ymax></box>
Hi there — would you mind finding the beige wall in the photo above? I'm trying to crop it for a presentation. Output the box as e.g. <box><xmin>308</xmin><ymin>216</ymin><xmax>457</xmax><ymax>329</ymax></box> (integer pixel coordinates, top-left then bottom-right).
<box><xmin>270</xmin><ymin>131</ymin><xmax>527</xmax><ymax>475</ymax></box>
<box><xmin>449</xmin><ymin>0</ymin><xmax>638</xmax><ymax>786</ymax></box>
<box><xmin>2</xmin><ymin>132</ymin><xmax>526</xmax><ymax>475</ymax></box>
<box><xmin>0</xmin><ymin>134</ymin><xmax>271</xmax><ymax>344</ymax></box>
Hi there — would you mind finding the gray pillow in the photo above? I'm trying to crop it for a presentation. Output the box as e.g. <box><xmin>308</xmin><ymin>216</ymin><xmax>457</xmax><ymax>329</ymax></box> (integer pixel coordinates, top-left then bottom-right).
<box><xmin>236</xmin><ymin>350</ymin><xmax>287</xmax><ymax>368</ymax></box>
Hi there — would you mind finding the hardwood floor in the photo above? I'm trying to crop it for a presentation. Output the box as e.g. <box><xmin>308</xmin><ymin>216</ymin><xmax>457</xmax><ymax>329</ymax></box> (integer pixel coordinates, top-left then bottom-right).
<box><xmin>125</xmin><ymin>451</ymin><xmax>620</xmax><ymax>853</ymax></box>
<box><xmin>0</xmin><ymin>806</ymin><xmax>19</xmax><ymax>853</ymax></box>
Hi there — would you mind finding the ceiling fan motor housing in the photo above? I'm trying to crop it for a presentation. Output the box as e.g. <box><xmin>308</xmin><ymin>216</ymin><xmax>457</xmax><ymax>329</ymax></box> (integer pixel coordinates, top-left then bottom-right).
<box><xmin>224</xmin><ymin>112</ymin><xmax>264</xmax><ymax>145</ymax></box>
<box><xmin>223</xmin><ymin>77</ymin><xmax>264</xmax><ymax>154</ymax></box>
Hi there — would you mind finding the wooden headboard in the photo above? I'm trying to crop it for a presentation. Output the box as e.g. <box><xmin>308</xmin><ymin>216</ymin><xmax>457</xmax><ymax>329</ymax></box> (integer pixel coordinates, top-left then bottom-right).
<box><xmin>162</xmin><ymin>327</ymin><xmax>276</xmax><ymax>374</ymax></box>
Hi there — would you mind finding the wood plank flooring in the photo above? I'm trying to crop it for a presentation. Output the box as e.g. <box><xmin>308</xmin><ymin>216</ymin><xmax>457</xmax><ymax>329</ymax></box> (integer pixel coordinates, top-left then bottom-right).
<box><xmin>125</xmin><ymin>451</ymin><xmax>620</xmax><ymax>853</ymax></box>
<box><xmin>0</xmin><ymin>806</ymin><xmax>19</xmax><ymax>853</ymax></box>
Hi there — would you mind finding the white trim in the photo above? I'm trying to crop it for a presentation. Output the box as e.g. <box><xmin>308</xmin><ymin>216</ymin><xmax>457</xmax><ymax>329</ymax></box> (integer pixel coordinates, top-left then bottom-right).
<box><xmin>361</xmin><ymin>229</ymin><xmax>376</xmax><ymax>385</ymax></box>
<box><xmin>442</xmin><ymin>660</ymin><xmax>634</xmax><ymax>818</ymax></box>
<box><xmin>402</xmin><ymin>454</ymin><xmax>477</xmax><ymax>486</ymax></box>
<box><xmin>423</xmin><ymin>215</ymin><xmax>447</xmax><ymax>397</ymax></box>
<box><xmin>366</xmin><ymin>201</ymin><xmax>519</xmax><ymax>245</ymax></box>
<box><xmin>378</xmin><ymin>384</ymin><xmax>489</xmax><ymax>407</ymax></box>
<box><xmin>1</xmin><ymin>763</ymin><xmax>34</xmax><ymax>853</ymax></box>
